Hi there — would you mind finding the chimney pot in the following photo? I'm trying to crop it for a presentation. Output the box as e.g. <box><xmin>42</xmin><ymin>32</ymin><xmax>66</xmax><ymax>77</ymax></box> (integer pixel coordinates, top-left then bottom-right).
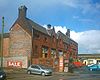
<box><xmin>47</xmin><ymin>24</ymin><xmax>51</xmax><ymax>30</ymax></box>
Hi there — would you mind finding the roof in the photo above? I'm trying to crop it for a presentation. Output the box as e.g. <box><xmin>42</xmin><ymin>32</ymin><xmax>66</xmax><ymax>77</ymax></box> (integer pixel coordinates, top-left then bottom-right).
<box><xmin>10</xmin><ymin>18</ymin><xmax>32</xmax><ymax>35</ymax></box>
<box><xmin>11</xmin><ymin>16</ymin><xmax>77</xmax><ymax>46</ymax></box>
<box><xmin>27</xmin><ymin>18</ymin><xmax>48</xmax><ymax>35</ymax></box>
<box><xmin>10</xmin><ymin>17</ymin><xmax>49</xmax><ymax>36</ymax></box>
<box><xmin>70</xmin><ymin>38</ymin><xmax>78</xmax><ymax>46</ymax></box>
<box><xmin>78</xmin><ymin>54</ymin><xmax>100</xmax><ymax>58</ymax></box>
<box><xmin>57</xmin><ymin>31</ymin><xmax>69</xmax><ymax>44</ymax></box>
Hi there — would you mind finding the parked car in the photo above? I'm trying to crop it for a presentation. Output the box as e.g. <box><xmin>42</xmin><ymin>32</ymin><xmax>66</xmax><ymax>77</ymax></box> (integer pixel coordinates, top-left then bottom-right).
<box><xmin>0</xmin><ymin>70</ymin><xmax>6</xmax><ymax>80</ymax></box>
<box><xmin>88</xmin><ymin>64</ymin><xmax>100</xmax><ymax>71</ymax></box>
<box><xmin>27</xmin><ymin>64</ymin><xmax>53</xmax><ymax>76</ymax></box>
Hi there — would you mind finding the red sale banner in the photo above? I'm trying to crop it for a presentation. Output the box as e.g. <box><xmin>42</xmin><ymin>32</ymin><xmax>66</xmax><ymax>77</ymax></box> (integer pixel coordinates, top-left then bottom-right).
<box><xmin>7</xmin><ymin>61</ymin><xmax>22</xmax><ymax>68</ymax></box>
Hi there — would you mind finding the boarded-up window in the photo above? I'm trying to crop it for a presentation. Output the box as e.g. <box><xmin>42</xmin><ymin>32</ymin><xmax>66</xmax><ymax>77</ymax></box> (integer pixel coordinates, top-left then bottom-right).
<box><xmin>42</xmin><ymin>46</ymin><xmax>48</xmax><ymax>58</ymax></box>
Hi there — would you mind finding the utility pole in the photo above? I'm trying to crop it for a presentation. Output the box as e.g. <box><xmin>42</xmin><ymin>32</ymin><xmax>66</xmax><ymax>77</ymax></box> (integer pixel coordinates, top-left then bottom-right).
<box><xmin>1</xmin><ymin>17</ymin><xmax>4</xmax><ymax>70</ymax></box>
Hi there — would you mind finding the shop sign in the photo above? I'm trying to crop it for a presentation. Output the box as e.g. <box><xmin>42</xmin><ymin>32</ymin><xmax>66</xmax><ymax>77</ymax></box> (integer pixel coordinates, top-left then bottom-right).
<box><xmin>64</xmin><ymin>59</ymin><xmax>69</xmax><ymax>63</ymax></box>
<box><xmin>7</xmin><ymin>61</ymin><xmax>22</xmax><ymax>67</ymax></box>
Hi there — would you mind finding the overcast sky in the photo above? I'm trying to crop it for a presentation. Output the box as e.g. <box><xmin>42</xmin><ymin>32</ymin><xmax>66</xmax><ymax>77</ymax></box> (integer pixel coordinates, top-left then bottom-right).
<box><xmin>0</xmin><ymin>0</ymin><xmax>100</xmax><ymax>54</ymax></box>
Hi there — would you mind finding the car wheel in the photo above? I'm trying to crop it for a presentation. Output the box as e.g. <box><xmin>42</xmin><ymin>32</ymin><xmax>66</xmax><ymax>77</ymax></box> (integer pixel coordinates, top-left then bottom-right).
<box><xmin>27</xmin><ymin>70</ymin><xmax>31</xmax><ymax>74</ymax></box>
<box><xmin>41</xmin><ymin>72</ymin><xmax>45</xmax><ymax>76</ymax></box>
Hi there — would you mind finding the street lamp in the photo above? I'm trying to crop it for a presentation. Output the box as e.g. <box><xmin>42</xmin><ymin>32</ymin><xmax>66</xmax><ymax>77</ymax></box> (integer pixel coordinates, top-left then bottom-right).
<box><xmin>1</xmin><ymin>17</ymin><xmax>4</xmax><ymax>70</ymax></box>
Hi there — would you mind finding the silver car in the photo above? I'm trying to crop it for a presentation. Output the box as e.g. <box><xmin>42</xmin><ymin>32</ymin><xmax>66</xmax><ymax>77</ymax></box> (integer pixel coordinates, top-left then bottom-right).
<box><xmin>27</xmin><ymin>64</ymin><xmax>53</xmax><ymax>76</ymax></box>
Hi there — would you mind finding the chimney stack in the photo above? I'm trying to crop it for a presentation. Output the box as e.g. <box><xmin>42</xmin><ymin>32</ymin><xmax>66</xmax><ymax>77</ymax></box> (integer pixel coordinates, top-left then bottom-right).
<box><xmin>18</xmin><ymin>5</ymin><xmax>27</xmax><ymax>19</ymax></box>
<box><xmin>66</xmin><ymin>29</ymin><xmax>70</xmax><ymax>37</ymax></box>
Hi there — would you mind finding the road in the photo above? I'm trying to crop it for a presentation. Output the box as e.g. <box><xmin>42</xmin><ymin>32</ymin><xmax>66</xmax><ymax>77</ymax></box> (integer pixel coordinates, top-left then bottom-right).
<box><xmin>5</xmin><ymin>67</ymin><xmax>100</xmax><ymax>80</ymax></box>
<box><xmin>6</xmin><ymin>72</ymin><xmax>100</xmax><ymax>80</ymax></box>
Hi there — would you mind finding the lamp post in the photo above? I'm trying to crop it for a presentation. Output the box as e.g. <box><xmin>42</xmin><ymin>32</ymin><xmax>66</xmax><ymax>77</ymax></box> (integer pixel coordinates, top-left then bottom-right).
<box><xmin>1</xmin><ymin>17</ymin><xmax>4</xmax><ymax>70</ymax></box>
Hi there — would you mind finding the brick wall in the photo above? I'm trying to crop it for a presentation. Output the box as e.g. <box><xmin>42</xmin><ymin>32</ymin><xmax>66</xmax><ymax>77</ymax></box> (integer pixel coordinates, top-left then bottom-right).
<box><xmin>9</xmin><ymin>24</ymin><xmax>32</xmax><ymax>57</ymax></box>
<box><xmin>3</xmin><ymin>38</ymin><xmax>9</xmax><ymax>57</ymax></box>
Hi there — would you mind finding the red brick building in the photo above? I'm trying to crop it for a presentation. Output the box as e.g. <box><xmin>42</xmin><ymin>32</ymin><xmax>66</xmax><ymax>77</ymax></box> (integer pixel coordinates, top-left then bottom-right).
<box><xmin>1</xmin><ymin>5</ymin><xmax>78</xmax><ymax>72</ymax></box>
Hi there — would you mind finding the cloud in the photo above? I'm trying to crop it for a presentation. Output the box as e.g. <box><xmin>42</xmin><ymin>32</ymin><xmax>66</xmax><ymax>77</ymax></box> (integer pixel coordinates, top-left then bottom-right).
<box><xmin>43</xmin><ymin>25</ymin><xmax>67</xmax><ymax>34</ymax></box>
<box><xmin>78</xmin><ymin>18</ymin><xmax>93</xmax><ymax>22</ymax></box>
<box><xmin>61</xmin><ymin>0</ymin><xmax>100</xmax><ymax>14</ymax></box>
<box><xmin>71</xmin><ymin>30</ymin><xmax>100</xmax><ymax>54</ymax></box>
<box><xmin>73</xmin><ymin>16</ymin><xmax>79</xmax><ymax>19</ymax></box>
<box><xmin>73</xmin><ymin>16</ymin><xmax>94</xmax><ymax>23</ymax></box>
<box><xmin>61</xmin><ymin>0</ymin><xmax>90</xmax><ymax>8</ymax></box>
<box><xmin>3</xmin><ymin>0</ymin><xmax>98</xmax><ymax>15</ymax></box>
<box><xmin>61</xmin><ymin>0</ymin><xmax>79</xmax><ymax>8</ymax></box>
<box><xmin>44</xmin><ymin>25</ymin><xmax>100</xmax><ymax>54</ymax></box>
<box><xmin>54</xmin><ymin>26</ymin><xmax>67</xmax><ymax>34</ymax></box>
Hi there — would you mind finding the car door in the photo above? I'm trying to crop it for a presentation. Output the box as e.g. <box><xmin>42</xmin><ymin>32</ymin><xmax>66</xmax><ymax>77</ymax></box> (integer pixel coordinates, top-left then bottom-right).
<box><xmin>97</xmin><ymin>64</ymin><xmax>100</xmax><ymax>70</ymax></box>
<box><xmin>31</xmin><ymin>65</ymin><xmax>41</xmax><ymax>74</ymax></box>
<box><xmin>90</xmin><ymin>65</ymin><xmax>97</xmax><ymax>70</ymax></box>
<box><xmin>34</xmin><ymin>65</ymin><xmax>41</xmax><ymax>74</ymax></box>
<box><xmin>31</xmin><ymin>65</ymin><xmax>37</xmax><ymax>74</ymax></box>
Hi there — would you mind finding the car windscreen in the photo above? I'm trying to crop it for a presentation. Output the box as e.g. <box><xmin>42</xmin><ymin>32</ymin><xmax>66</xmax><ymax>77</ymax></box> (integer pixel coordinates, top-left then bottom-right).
<box><xmin>39</xmin><ymin>65</ymin><xmax>48</xmax><ymax>69</ymax></box>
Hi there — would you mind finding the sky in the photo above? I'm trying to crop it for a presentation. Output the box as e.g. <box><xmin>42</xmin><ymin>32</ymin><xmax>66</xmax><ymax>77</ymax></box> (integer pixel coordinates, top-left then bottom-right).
<box><xmin>0</xmin><ymin>0</ymin><xmax>100</xmax><ymax>54</ymax></box>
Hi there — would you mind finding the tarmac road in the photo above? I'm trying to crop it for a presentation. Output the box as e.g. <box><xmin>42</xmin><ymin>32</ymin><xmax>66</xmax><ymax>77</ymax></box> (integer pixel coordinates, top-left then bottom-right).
<box><xmin>5</xmin><ymin>67</ymin><xmax>100</xmax><ymax>80</ymax></box>
<box><xmin>6</xmin><ymin>71</ymin><xmax>100</xmax><ymax>80</ymax></box>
